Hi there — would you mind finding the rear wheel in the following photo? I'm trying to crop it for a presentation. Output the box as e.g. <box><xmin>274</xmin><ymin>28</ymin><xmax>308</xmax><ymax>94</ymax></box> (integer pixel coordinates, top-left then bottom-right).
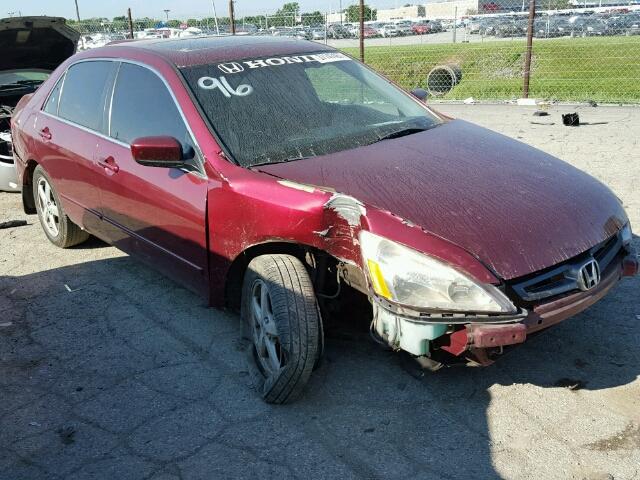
<box><xmin>241</xmin><ymin>254</ymin><xmax>321</xmax><ymax>404</ymax></box>
<box><xmin>33</xmin><ymin>165</ymin><xmax>89</xmax><ymax>248</ymax></box>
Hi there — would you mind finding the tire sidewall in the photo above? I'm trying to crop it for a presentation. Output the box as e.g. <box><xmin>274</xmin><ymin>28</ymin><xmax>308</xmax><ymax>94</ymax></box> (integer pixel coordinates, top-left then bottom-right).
<box><xmin>240</xmin><ymin>255</ymin><xmax>320</xmax><ymax>403</ymax></box>
<box><xmin>33</xmin><ymin>166</ymin><xmax>67</xmax><ymax>247</ymax></box>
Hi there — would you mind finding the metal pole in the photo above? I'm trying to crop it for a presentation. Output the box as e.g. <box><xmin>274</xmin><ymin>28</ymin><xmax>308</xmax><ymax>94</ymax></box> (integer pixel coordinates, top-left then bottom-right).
<box><xmin>453</xmin><ymin>6</ymin><xmax>457</xmax><ymax>43</ymax></box>
<box><xmin>127</xmin><ymin>8</ymin><xmax>134</xmax><ymax>39</ymax></box>
<box><xmin>229</xmin><ymin>0</ymin><xmax>236</xmax><ymax>34</ymax></box>
<box><xmin>74</xmin><ymin>0</ymin><xmax>81</xmax><ymax>22</ymax></box>
<box><xmin>523</xmin><ymin>0</ymin><xmax>536</xmax><ymax>98</ymax></box>
<box><xmin>340</xmin><ymin>0</ymin><xmax>343</xmax><ymax>24</ymax></box>
<box><xmin>211</xmin><ymin>0</ymin><xmax>220</xmax><ymax>35</ymax></box>
<box><xmin>359</xmin><ymin>0</ymin><xmax>365</xmax><ymax>62</ymax></box>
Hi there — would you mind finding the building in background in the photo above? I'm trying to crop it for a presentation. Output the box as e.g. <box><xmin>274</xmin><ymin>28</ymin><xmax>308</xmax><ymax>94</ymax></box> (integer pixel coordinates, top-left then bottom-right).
<box><xmin>377</xmin><ymin>5</ymin><xmax>426</xmax><ymax>21</ymax></box>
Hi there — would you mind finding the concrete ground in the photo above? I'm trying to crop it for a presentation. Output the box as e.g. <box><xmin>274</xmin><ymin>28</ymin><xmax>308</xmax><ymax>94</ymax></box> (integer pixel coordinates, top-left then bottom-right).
<box><xmin>1</xmin><ymin>105</ymin><xmax>638</xmax><ymax>480</ymax></box>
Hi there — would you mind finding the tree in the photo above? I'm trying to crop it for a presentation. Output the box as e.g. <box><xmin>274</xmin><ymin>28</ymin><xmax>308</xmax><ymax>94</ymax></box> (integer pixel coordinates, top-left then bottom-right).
<box><xmin>544</xmin><ymin>0</ymin><xmax>571</xmax><ymax>9</ymax></box>
<box><xmin>345</xmin><ymin>4</ymin><xmax>376</xmax><ymax>23</ymax></box>
<box><xmin>301</xmin><ymin>11</ymin><xmax>324</xmax><ymax>26</ymax></box>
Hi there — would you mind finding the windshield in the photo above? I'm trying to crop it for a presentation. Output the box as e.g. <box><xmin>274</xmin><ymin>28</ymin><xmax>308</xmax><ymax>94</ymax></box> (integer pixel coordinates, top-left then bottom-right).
<box><xmin>180</xmin><ymin>52</ymin><xmax>441</xmax><ymax>167</ymax></box>
<box><xmin>0</xmin><ymin>71</ymin><xmax>49</xmax><ymax>87</ymax></box>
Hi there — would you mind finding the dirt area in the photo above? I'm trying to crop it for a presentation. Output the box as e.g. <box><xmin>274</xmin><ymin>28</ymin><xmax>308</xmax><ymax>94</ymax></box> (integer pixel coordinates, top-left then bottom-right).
<box><xmin>1</xmin><ymin>104</ymin><xmax>638</xmax><ymax>479</ymax></box>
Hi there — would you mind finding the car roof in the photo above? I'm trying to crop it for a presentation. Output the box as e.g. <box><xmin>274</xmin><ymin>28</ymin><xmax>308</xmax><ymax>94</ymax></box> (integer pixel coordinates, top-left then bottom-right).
<box><xmin>99</xmin><ymin>35</ymin><xmax>335</xmax><ymax>68</ymax></box>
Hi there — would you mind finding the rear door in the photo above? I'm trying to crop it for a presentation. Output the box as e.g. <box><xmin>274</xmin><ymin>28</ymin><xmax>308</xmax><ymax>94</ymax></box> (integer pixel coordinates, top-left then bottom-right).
<box><xmin>95</xmin><ymin>61</ymin><xmax>209</xmax><ymax>297</ymax></box>
<box><xmin>36</xmin><ymin>60</ymin><xmax>117</xmax><ymax>233</ymax></box>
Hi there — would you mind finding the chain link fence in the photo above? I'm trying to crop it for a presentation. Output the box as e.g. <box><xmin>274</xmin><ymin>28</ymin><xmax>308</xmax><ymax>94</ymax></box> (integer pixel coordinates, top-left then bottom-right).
<box><xmin>66</xmin><ymin>1</ymin><xmax>640</xmax><ymax>103</ymax></box>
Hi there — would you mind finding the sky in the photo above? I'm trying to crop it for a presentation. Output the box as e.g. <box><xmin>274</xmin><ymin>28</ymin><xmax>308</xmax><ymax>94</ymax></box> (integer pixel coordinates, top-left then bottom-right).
<box><xmin>2</xmin><ymin>0</ymin><xmax>404</xmax><ymax>19</ymax></box>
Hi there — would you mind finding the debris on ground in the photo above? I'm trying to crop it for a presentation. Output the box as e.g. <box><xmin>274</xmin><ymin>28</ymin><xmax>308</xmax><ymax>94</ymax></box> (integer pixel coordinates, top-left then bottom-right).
<box><xmin>517</xmin><ymin>98</ymin><xmax>537</xmax><ymax>106</ymax></box>
<box><xmin>586</xmin><ymin>100</ymin><xmax>598</xmax><ymax>107</ymax></box>
<box><xmin>554</xmin><ymin>378</ymin><xmax>587</xmax><ymax>390</ymax></box>
<box><xmin>0</xmin><ymin>321</ymin><xmax>13</xmax><ymax>328</ymax></box>
<box><xmin>0</xmin><ymin>219</ymin><xmax>27</xmax><ymax>229</ymax></box>
<box><xmin>463</xmin><ymin>97</ymin><xmax>476</xmax><ymax>104</ymax></box>
<box><xmin>57</xmin><ymin>426</ymin><xmax>76</xmax><ymax>445</ymax></box>
<box><xmin>28</xmin><ymin>421</ymin><xmax>41</xmax><ymax>427</ymax></box>
<box><xmin>562</xmin><ymin>113</ymin><xmax>580</xmax><ymax>126</ymax></box>
<box><xmin>531</xmin><ymin>121</ymin><xmax>555</xmax><ymax>125</ymax></box>
<box><xmin>533</xmin><ymin>111</ymin><xmax>549</xmax><ymax>116</ymax></box>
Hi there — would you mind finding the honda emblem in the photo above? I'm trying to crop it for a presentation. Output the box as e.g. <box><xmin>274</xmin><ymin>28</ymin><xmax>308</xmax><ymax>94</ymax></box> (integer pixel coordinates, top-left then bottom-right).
<box><xmin>577</xmin><ymin>259</ymin><xmax>601</xmax><ymax>291</ymax></box>
<box><xmin>217</xmin><ymin>62</ymin><xmax>244</xmax><ymax>74</ymax></box>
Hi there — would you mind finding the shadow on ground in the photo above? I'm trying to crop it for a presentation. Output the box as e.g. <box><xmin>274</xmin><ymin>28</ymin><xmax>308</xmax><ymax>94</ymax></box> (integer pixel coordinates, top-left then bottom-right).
<box><xmin>1</xmin><ymin>251</ymin><xmax>638</xmax><ymax>479</ymax></box>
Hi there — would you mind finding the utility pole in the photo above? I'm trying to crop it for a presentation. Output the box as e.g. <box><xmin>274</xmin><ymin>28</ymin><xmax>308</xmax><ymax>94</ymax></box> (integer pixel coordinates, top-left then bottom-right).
<box><xmin>229</xmin><ymin>0</ymin><xmax>236</xmax><ymax>34</ymax></box>
<box><xmin>163</xmin><ymin>9</ymin><xmax>170</xmax><ymax>22</ymax></box>
<box><xmin>340</xmin><ymin>0</ymin><xmax>343</xmax><ymax>24</ymax></box>
<box><xmin>127</xmin><ymin>8</ymin><xmax>134</xmax><ymax>39</ymax></box>
<box><xmin>211</xmin><ymin>0</ymin><xmax>220</xmax><ymax>35</ymax></box>
<box><xmin>74</xmin><ymin>0</ymin><xmax>81</xmax><ymax>22</ymax></box>
<box><xmin>359</xmin><ymin>0</ymin><xmax>365</xmax><ymax>62</ymax></box>
<box><xmin>522</xmin><ymin>0</ymin><xmax>536</xmax><ymax>98</ymax></box>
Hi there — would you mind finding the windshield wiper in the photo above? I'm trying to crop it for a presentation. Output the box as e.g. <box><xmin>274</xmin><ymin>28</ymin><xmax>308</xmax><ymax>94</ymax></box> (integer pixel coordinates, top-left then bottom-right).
<box><xmin>251</xmin><ymin>155</ymin><xmax>314</xmax><ymax>168</ymax></box>
<box><xmin>373</xmin><ymin>127</ymin><xmax>429</xmax><ymax>143</ymax></box>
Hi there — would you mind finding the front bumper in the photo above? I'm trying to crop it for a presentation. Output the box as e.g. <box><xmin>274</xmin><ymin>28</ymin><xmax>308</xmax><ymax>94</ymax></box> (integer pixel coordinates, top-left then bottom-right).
<box><xmin>0</xmin><ymin>159</ymin><xmax>20</xmax><ymax>192</ymax></box>
<box><xmin>372</xmin><ymin>252</ymin><xmax>638</xmax><ymax>359</ymax></box>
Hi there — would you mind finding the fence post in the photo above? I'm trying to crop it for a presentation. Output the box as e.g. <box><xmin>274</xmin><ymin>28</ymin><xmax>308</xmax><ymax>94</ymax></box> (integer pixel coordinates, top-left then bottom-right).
<box><xmin>229</xmin><ymin>0</ymin><xmax>236</xmax><ymax>35</ymax></box>
<box><xmin>359</xmin><ymin>0</ymin><xmax>364</xmax><ymax>62</ymax></box>
<box><xmin>522</xmin><ymin>0</ymin><xmax>536</xmax><ymax>98</ymax></box>
<box><xmin>127</xmin><ymin>8</ymin><xmax>134</xmax><ymax>39</ymax></box>
<box><xmin>453</xmin><ymin>6</ymin><xmax>457</xmax><ymax>43</ymax></box>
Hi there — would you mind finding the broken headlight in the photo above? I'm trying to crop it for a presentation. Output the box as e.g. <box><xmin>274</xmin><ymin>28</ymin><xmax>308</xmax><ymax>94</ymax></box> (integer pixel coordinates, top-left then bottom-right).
<box><xmin>360</xmin><ymin>231</ymin><xmax>516</xmax><ymax>313</ymax></box>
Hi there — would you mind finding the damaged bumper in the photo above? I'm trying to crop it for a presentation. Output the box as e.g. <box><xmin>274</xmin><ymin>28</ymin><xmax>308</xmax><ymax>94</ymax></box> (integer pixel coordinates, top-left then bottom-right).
<box><xmin>372</xmin><ymin>251</ymin><xmax>638</xmax><ymax>362</ymax></box>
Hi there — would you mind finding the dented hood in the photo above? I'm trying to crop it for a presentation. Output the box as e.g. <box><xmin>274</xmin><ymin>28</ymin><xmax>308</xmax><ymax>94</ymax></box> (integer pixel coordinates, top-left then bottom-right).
<box><xmin>0</xmin><ymin>17</ymin><xmax>79</xmax><ymax>72</ymax></box>
<box><xmin>257</xmin><ymin>120</ymin><xmax>627</xmax><ymax>280</ymax></box>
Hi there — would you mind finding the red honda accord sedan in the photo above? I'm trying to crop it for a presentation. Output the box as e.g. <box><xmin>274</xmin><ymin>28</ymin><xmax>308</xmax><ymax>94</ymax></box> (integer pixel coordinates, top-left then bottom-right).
<box><xmin>11</xmin><ymin>36</ymin><xmax>637</xmax><ymax>403</ymax></box>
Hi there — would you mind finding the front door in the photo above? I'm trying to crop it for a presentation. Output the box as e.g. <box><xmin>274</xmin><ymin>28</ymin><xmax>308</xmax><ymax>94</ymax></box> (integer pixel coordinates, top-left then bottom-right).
<box><xmin>95</xmin><ymin>62</ymin><xmax>209</xmax><ymax>297</ymax></box>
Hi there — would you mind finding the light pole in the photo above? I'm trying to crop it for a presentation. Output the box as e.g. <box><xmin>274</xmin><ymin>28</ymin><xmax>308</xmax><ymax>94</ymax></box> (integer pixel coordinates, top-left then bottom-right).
<box><xmin>210</xmin><ymin>0</ymin><xmax>220</xmax><ymax>35</ymax></box>
<box><xmin>74</xmin><ymin>0</ymin><xmax>81</xmax><ymax>22</ymax></box>
<box><xmin>163</xmin><ymin>9</ymin><xmax>170</xmax><ymax>22</ymax></box>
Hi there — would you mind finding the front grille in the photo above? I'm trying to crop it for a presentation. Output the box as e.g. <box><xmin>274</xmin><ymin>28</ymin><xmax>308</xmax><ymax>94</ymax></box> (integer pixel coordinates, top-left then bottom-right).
<box><xmin>509</xmin><ymin>232</ymin><xmax>623</xmax><ymax>303</ymax></box>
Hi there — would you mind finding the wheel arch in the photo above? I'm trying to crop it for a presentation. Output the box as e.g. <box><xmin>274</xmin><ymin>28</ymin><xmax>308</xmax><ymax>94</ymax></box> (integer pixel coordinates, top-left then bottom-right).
<box><xmin>22</xmin><ymin>159</ymin><xmax>39</xmax><ymax>214</ymax></box>
<box><xmin>224</xmin><ymin>240</ymin><xmax>338</xmax><ymax>311</ymax></box>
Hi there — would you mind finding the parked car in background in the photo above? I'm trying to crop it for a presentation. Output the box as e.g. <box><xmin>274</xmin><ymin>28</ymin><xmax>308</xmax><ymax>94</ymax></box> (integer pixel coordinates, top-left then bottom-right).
<box><xmin>379</xmin><ymin>24</ymin><xmax>399</xmax><ymax>37</ymax></box>
<box><xmin>11</xmin><ymin>36</ymin><xmax>637</xmax><ymax>403</ymax></box>
<box><xmin>394</xmin><ymin>20</ymin><xmax>414</xmax><ymax>35</ymax></box>
<box><xmin>327</xmin><ymin>23</ymin><xmax>350</xmax><ymax>39</ymax></box>
<box><xmin>412</xmin><ymin>21</ymin><xmax>432</xmax><ymax>35</ymax></box>
<box><xmin>494</xmin><ymin>19</ymin><xmax>526</xmax><ymax>38</ymax></box>
<box><xmin>0</xmin><ymin>16</ymin><xmax>78</xmax><ymax>192</ymax></box>
<box><xmin>569</xmin><ymin>16</ymin><xmax>607</xmax><ymax>37</ymax></box>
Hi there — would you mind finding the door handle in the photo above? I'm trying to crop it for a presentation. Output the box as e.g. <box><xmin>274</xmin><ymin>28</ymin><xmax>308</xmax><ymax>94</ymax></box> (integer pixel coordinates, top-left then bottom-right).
<box><xmin>98</xmin><ymin>156</ymin><xmax>119</xmax><ymax>173</ymax></box>
<box><xmin>39</xmin><ymin>127</ymin><xmax>52</xmax><ymax>141</ymax></box>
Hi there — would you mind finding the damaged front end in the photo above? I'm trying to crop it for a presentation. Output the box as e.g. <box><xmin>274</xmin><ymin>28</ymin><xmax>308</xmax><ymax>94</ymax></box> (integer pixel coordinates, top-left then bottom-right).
<box><xmin>366</xmin><ymin>224</ymin><xmax>637</xmax><ymax>369</ymax></box>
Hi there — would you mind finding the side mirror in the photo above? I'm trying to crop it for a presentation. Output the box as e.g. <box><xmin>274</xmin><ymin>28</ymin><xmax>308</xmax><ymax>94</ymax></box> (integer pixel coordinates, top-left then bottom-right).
<box><xmin>410</xmin><ymin>88</ymin><xmax>429</xmax><ymax>101</ymax></box>
<box><xmin>131</xmin><ymin>136</ymin><xmax>184</xmax><ymax>168</ymax></box>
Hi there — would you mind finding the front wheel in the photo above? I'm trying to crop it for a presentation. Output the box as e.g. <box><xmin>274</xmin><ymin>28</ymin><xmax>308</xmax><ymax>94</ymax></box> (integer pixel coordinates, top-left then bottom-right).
<box><xmin>241</xmin><ymin>254</ymin><xmax>321</xmax><ymax>404</ymax></box>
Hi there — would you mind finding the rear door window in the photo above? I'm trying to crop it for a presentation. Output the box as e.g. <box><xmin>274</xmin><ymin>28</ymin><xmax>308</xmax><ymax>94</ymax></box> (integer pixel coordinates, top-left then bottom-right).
<box><xmin>109</xmin><ymin>62</ymin><xmax>196</xmax><ymax>161</ymax></box>
<box><xmin>57</xmin><ymin>61</ymin><xmax>116</xmax><ymax>132</ymax></box>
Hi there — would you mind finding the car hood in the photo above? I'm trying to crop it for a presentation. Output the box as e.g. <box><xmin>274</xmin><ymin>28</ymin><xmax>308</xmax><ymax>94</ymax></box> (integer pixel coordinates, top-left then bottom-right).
<box><xmin>0</xmin><ymin>16</ymin><xmax>79</xmax><ymax>72</ymax></box>
<box><xmin>257</xmin><ymin>120</ymin><xmax>627</xmax><ymax>280</ymax></box>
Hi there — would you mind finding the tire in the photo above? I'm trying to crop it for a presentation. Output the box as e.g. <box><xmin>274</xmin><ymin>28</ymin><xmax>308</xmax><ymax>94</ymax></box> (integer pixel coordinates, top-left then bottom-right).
<box><xmin>241</xmin><ymin>254</ymin><xmax>321</xmax><ymax>404</ymax></box>
<box><xmin>33</xmin><ymin>165</ymin><xmax>89</xmax><ymax>248</ymax></box>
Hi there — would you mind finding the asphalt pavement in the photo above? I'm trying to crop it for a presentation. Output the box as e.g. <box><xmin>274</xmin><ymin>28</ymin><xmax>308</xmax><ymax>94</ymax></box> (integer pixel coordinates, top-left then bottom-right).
<box><xmin>1</xmin><ymin>104</ymin><xmax>639</xmax><ymax>479</ymax></box>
